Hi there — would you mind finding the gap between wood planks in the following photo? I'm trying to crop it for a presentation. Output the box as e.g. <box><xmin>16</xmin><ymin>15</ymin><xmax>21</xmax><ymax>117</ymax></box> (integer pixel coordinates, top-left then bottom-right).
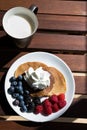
<box><xmin>0</xmin><ymin>116</ymin><xmax>87</xmax><ymax>124</ymax></box>
<box><xmin>73</xmin><ymin>73</ymin><xmax>87</xmax><ymax>76</ymax></box>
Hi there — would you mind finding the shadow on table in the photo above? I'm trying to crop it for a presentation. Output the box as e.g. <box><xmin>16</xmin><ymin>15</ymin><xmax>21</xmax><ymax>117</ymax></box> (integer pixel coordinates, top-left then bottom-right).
<box><xmin>0</xmin><ymin>34</ymin><xmax>17</xmax><ymax>48</ymax></box>
<box><xmin>0</xmin><ymin>72</ymin><xmax>17</xmax><ymax>116</ymax></box>
<box><xmin>0</xmin><ymin>35</ymin><xmax>21</xmax><ymax>69</ymax></box>
<box><xmin>0</xmin><ymin>35</ymin><xmax>20</xmax><ymax>115</ymax></box>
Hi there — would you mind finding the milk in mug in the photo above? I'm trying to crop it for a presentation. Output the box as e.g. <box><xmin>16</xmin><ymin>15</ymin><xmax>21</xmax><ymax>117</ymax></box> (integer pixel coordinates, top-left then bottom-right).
<box><xmin>5</xmin><ymin>15</ymin><xmax>34</xmax><ymax>38</ymax></box>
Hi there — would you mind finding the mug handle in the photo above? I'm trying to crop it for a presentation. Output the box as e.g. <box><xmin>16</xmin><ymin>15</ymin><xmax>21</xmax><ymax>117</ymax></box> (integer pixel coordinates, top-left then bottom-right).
<box><xmin>29</xmin><ymin>4</ymin><xmax>38</xmax><ymax>14</ymax></box>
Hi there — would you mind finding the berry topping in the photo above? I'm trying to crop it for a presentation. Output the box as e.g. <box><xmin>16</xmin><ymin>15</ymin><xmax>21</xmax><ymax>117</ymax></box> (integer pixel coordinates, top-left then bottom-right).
<box><xmin>13</xmin><ymin>99</ymin><xmax>19</xmax><ymax>106</ymax></box>
<box><xmin>17</xmin><ymin>95</ymin><xmax>24</xmax><ymax>101</ymax></box>
<box><xmin>43</xmin><ymin>106</ymin><xmax>52</xmax><ymax>115</ymax></box>
<box><xmin>34</xmin><ymin>105</ymin><xmax>43</xmax><ymax>114</ymax></box>
<box><xmin>8</xmin><ymin>75</ymin><xmax>67</xmax><ymax>116</ymax></box>
<box><xmin>27</xmin><ymin>102</ymin><xmax>35</xmax><ymax>112</ymax></box>
<box><xmin>19</xmin><ymin>100</ymin><xmax>25</xmax><ymax>107</ymax></box>
<box><xmin>58</xmin><ymin>93</ymin><xmax>65</xmax><ymax>101</ymax></box>
<box><xmin>58</xmin><ymin>100</ymin><xmax>66</xmax><ymax>108</ymax></box>
<box><xmin>33</xmin><ymin>97</ymin><xmax>41</xmax><ymax>106</ymax></box>
<box><xmin>12</xmin><ymin>93</ymin><xmax>19</xmax><ymax>99</ymax></box>
<box><xmin>24</xmin><ymin>90</ymin><xmax>30</xmax><ymax>95</ymax></box>
<box><xmin>11</xmin><ymin>81</ymin><xmax>17</xmax><ymax>86</ymax></box>
<box><xmin>17</xmin><ymin>75</ymin><xmax>23</xmax><ymax>81</ymax></box>
<box><xmin>24</xmin><ymin>95</ymin><xmax>32</xmax><ymax>105</ymax></box>
<box><xmin>49</xmin><ymin>94</ymin><xmax>58</xmax><ymax>104</ymax></box>
<box><xmin>9</xmin><ymin>76</ymin><xmax>16</xmax><ymax>82</ymax></box>
<box><xmin>43</xmin><ymin>99</ymin><xmax>52</xmax><ymax>107</ymax></box>
<box><xmin>20</xmin><ymin>105</ymin><xmax>27</xmax><ymax>112</ymax></box>
<box><xmin>52</xmin><ymin>103</ymin><xmax>59</xmax><ymax>112</ymax></box>
<box><xmin>8</xmin><ymin>86</ymin><xmax>15</xmax><ymax>94</ymax></box>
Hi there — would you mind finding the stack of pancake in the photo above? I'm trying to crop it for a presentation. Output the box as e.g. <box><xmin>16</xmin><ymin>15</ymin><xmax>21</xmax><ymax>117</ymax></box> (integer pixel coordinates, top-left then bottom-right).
<box><xmin>14</xmin><ymin>62</ymin><xmax>66</xmax><ymax>97</ymax></box>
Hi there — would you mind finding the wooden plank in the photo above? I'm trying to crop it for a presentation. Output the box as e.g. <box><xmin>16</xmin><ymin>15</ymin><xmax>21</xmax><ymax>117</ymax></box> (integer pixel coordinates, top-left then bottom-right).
<box><xmin>29</xmin><ymin>33</ymin><xmax>87</xmax><ymax>51</ymax></box>
<box><xmin>0</xmin><ymin>32</ymin><xmax>86</xmax><ymax>52</ymax></box>
<box><xmin>57</xmin><ymin>54</ymin><xmax>87</xmax><ymax>72</ymax></box>
<box><xmin>0</xmin><ymin>2</ymin><xmax>86</xmax><ymax>32</ymax></box>
<box><xmin>1</xmin><ymin>52</ymin><xmax>86</xmax><ymax>72</ymax></box>
<box><xmin>74</xmin><ymin>75</ymin><xmax>87</xmax><ymax>94</ymax></box>
<box><xmin>0</xmin><ymin>0</ymin><xmax>86</xmax><ymax>15</ymax></box>
<box><xmin>0</xmin><ymin>13</ymin><xmax>86</xmax><ymax>32</ymax></box>
<box><xmin>54</xmin><ymin>117</ymin><xmax>87</xmax><ymax>124</ymax></box>
<box><xmin>0</xmin><ymin>116</ymin><xmax>87</xmax><ymax>124</ymax></box>
<box><xmin>0</xmin><ymin>121</ymin><xmax>87</xmax><ymax>130</ymax></box>
<box><xmin>37</xmin><ymin>14</ymin><xmax>87</xmax><ymax>32</ymax></box>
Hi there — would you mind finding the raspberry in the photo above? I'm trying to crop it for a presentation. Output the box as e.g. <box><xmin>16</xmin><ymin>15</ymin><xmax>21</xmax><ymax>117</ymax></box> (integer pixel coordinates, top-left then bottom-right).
<box><xmin>49</xmin><ymin>95</ymin><xmax>58</xmax><ymax>104</ymax></box>
<box><xmin>58</xmin><ymin>93</ymin><xmax>65</xmax><ymax>101</ymax></box>
<box><xmin>44</xmin><ymin>106</ymin><xmax>52</xmax><ymax>115</ymax></box>
<box><xmin>34</xmin><ymin>105</ymin><xmax>43</xmax><ymax>114</ymax></box>
<box><xmin>58</xmin><ymin>100</ymin><xmax>66</xmax><ymax>109</ymax></box>
<box><xmin>42</xmin><ymin>99</ymin><xmax>52</xmax><ymax>115</ymax></box>
<box><xmin>43</xmin><ymin>99</ymin><xmax>52</xmax><ymax>107</ymax></box>
<box><xmin>52</xmin><ymin>103</ymin><xmax>59</xmax><ymax>112</ymax></box>
<box><xmin>34</xmin><ymin>94</ymin><xmax>67</xmax><ymax>116</ymax></box>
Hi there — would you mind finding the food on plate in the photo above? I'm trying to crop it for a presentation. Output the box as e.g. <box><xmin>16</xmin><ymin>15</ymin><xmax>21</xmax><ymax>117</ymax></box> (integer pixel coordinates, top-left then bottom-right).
<box><xmin>8</xmin><ymin>61</ymin><xmax>67</xmax><ymax>116</ymax></box>
<box><xmin>14</xmin><ymin>62</ymin><xmax>66</xmax><ymax>97</ymax></box>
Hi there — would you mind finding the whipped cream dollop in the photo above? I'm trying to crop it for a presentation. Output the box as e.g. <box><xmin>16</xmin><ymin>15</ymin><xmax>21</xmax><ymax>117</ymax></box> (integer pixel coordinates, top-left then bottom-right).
<box><xmin>24</xmin><ymin>67</ymin><xmax>51</xmax><ymax>90</ymax></box>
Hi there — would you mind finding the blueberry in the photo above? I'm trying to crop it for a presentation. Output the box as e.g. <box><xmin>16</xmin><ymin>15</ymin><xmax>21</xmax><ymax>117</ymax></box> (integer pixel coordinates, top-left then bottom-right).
<box><xmin>17</xmin><ymin>95</ymin><xmax>24</xmax><ymax>101</ymax></box>
<box><xmin>12</xmin><ymin>93</ymin><xmax>19</xmax><ymax>98</ymax></box>
<box><xmin>9</xmin><ymin>76</ymin><xmax>16</xmax><ymax>82</ymax></box>
<box><xmin>11</xmin><ymin>81</ymin><xmax>17</xmax><ymax>86</ymax></box>
<box><xmin>24</xmin><ymin>96</ymin><xmax>32</xmax><ymax>105</ymax></box>
<box><xmin>17</xmin><ymin>81</ymin><xmax>22</xmax><ymax>86</ymax></box>
<box><xmin>19</xmin><ymin>100</ymin><xmax>25</xmax><ymax>107</ymax></box>
<box><xmin>33</xmin><ymin>97</ymin><xmax>41</xmax><ymax>106</ymax></box>
<box><xmin>18</xmin><ymin>85</ymin><xmax>23</xmax><ymax>90</ymax></box>
<box><xmin>20</xmin><ymin>105</ymin><xmax>27</xmax><ymax>112</ymax></box>
<box><xmin>8</xmin><ymin>86</ymin><xmax>15</xmax><ymax>94</ymax></box>
<box><xmin>15</xmin><ymin>85</ymin><xmax>23</xmax><ymax>94</ymax></box>
<box><xmin>24</xmin><ymin>90</ymin><xmax>30</xmax><ymax>95</ymax></box>
<box><xmin>13</xmin><ymin>100</ymin><xmax>19</xmax><ymax>106</ymax></box>
<box><xmin>27</xmin><ymin>102</ymin><xmax>35</xmax><ymax>112</ymax></box>
<box><xmin>17</xmin><ymin>75</ymin><xmax>23</xmax><ymax>81</ymax></box>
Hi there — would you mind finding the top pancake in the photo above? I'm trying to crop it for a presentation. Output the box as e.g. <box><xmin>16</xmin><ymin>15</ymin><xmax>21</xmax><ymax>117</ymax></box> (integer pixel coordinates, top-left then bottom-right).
<box><xmin>14</xmin><ymin>62</ymin><xmax>66</xmax><ymax>97</ymax></box>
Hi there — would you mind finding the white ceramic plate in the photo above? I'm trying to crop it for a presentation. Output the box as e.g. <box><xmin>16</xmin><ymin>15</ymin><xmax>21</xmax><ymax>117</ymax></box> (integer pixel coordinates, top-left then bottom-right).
<box><xmin>5</xmin><ymin>51</ymin><xmax>75</xmax><ymax>122</ymax></box>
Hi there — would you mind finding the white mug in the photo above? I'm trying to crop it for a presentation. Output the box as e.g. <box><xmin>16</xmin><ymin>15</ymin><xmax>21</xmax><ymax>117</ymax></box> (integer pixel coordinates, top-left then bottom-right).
<box><xmin>2</xmin><ymin>5</ymin><xmax>38</xmax><ymax>48</ymax></box>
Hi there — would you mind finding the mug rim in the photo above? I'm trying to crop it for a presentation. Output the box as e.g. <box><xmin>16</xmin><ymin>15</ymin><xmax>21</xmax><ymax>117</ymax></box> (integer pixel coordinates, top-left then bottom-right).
<box><xmin>2</xmin><ymin>6</ymin><xmax>39</xmax><ymax>39</ymax></box>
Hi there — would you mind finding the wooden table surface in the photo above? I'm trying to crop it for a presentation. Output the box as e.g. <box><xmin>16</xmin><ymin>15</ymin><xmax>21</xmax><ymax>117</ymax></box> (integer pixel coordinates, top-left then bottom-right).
<box><xmin>0</xmin><ymin>0</ymin><xmax>87</xmax><ymax>129</ymax></box>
